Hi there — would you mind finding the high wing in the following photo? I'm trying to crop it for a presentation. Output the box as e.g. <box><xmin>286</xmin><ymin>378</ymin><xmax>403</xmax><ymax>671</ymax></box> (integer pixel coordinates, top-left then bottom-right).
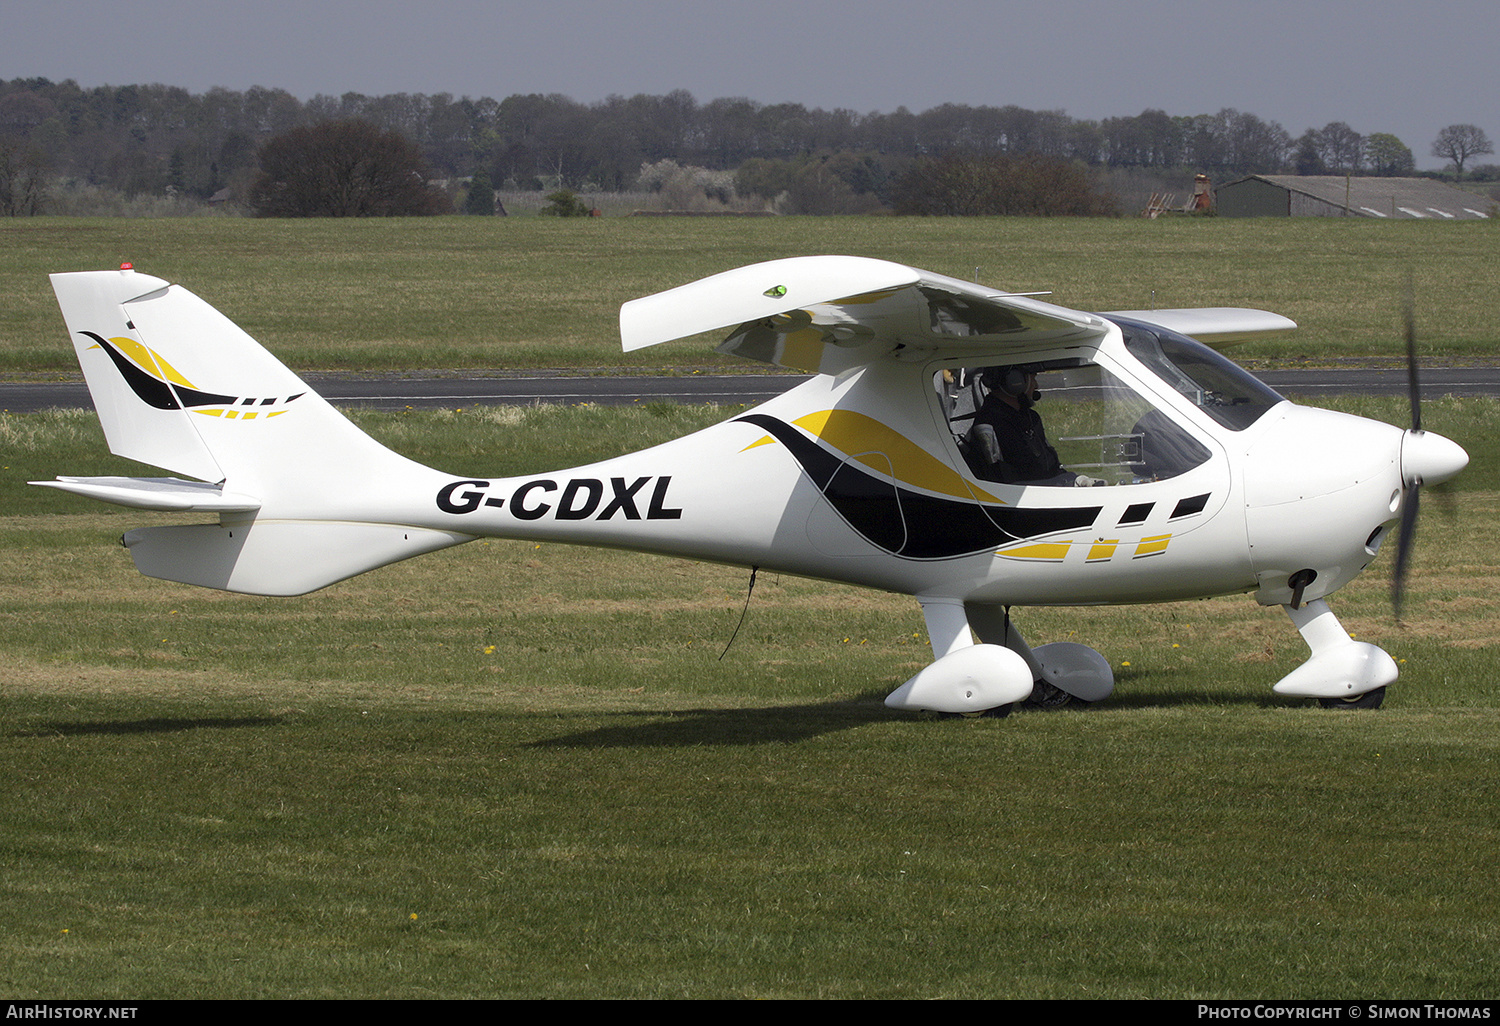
<box><xmin>619</xmin><ymin>256</ymin><xmax>1110</xmax><ymax>372</ymax></box>
<box><xmin>1101</xmin><ymin>307</ymin><xmax>1297</xmax><ymax>348</ymax></box>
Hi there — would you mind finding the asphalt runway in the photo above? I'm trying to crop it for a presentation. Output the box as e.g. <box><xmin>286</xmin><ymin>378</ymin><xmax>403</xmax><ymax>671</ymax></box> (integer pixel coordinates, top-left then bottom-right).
<box><xmin>306</xmin><ymin>367</ymin><xmax>1500</xmax><ymax>408</ymax></box>
<box><xmin>4</xmin><ymin>366</ymin><xmax>1499</xmax><ymax>415</ymax></box>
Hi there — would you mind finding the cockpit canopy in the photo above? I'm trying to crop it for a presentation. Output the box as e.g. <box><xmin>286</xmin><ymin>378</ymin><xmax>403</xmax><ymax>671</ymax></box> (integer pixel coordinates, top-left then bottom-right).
<box><xmin>1108</xmin><ymin>315</ymin><xmax>1285</xmax><ymax>431</ymax></box>
<box><xmin>935</xmin><ymin>320</ymin><xmax>1283</xmax><ymax>488</ymax></box>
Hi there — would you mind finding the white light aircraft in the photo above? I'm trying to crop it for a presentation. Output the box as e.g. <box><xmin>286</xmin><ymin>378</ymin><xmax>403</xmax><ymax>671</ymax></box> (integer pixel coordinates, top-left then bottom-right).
<box><xmin>35</xmin><ymin>257</ymin><xmax>1468</xmax><ymax>715</ymax></box>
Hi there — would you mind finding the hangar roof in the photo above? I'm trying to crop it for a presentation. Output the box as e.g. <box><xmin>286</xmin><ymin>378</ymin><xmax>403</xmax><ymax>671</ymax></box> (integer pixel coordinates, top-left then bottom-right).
<box><xmin>1219</xmin><ymin>175</ymin><xmax>1492</xmax><ymax>219</ymax></box>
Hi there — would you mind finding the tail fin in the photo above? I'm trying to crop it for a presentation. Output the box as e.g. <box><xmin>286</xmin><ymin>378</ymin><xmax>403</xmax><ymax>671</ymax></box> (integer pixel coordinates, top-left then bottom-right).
<box><xmin>36</xmin><ymin>268</ymin><xmax>469</xmax><ymax>595</ymax></box>
<box><xmin>48</xmin><ymin>267</ymin><xmax>425</xmax><ymax>508</ymax></box>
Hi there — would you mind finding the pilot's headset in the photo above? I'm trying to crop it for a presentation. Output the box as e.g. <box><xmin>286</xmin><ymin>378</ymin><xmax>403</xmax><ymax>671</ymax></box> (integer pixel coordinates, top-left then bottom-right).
<box><xmin>985</xmin><ymin>366</ymin><xmax>1041</xmax><ymax>408</ymax></box>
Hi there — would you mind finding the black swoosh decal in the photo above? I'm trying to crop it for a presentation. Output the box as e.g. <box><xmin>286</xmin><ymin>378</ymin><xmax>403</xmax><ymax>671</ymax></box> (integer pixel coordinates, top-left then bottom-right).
<box><xmin>83</xmin><ymin>332</ymin><xmax>181</xmax><ymax>409</ymax></box>
<box><xmin>738</xmin><ymin>413</ymin><xmax>1100</xmax><ymax>560</ymax></box>
<box><xmin>83</xmin><ymin>332</ymin><xmax>237</xmax><ymax>410</ymax></box>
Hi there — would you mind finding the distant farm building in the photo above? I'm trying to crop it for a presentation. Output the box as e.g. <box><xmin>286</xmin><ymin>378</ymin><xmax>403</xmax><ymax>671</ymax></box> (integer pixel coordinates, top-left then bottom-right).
<box><xmin>1215</xmin><ymin>175</ymin><xmax>1491</xmax><ymax>219</ymax></box>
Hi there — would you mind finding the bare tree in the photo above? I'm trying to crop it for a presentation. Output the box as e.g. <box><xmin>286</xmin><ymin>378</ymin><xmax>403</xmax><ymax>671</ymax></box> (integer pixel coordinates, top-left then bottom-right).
<box><xmin>1220</xmin><ymin>110</ymin><xmax>1292</xmax><ymax>174</ymax></box>
<box><xmin>0</xmin><ymin>139</ymin><xmax>49</xmax><ymax>215</ymax></box>
<box><xmin>1316</xmin><ymin>122</ymin><xmax>1364</xmax><ymax>174</ymax></box>
<box><xmin>1431</xmin><ymin>124</ymin><xmax>1494</xmax><ymax>180</ymax></box>
<box><xmin>891</xmin><ymin>152</ymin><xmax>1116</xmax><ymax>216</ymax></box>
<box><xmin>249</xmin><ymin>119</ymin><xmax>449</xmax><ymax>216</ymax></box>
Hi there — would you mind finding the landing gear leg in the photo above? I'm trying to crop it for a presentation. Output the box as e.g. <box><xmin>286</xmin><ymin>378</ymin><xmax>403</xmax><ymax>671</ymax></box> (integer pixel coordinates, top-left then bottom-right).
<box><xmin>1273</xmin><ymin>598</ymin><xmax>1397</xmax><ymax>707</ymax></box>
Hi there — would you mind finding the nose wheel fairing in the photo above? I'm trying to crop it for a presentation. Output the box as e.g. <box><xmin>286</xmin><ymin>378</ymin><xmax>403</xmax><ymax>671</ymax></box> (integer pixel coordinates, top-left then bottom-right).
<box><xmin>1273</xmin><ymin>599</ymin><xmax>1398</xmax><ymax>700</ymax></box>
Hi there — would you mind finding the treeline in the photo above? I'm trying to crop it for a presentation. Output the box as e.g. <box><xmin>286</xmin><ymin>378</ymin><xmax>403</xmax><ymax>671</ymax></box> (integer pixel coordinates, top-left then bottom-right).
<box><xmin>0</xmin><ymin>77</ymin><xmax>1482</xmax><ymax>216</ymax></box>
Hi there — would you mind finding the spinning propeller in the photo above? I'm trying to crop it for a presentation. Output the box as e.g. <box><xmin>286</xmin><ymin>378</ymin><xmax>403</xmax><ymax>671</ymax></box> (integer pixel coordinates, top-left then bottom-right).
<box><xmin>1391</xmin><ymin>290</ymin><xmax>1468</xmax><ymax>620</ymax></box>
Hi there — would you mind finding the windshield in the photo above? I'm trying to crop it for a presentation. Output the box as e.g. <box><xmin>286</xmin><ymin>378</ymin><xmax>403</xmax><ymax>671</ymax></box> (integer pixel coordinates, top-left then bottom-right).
<box><xmin>1109</xmin><ymin>316</ymin><xmax>1284</xmax><ymax>431</ymax></box>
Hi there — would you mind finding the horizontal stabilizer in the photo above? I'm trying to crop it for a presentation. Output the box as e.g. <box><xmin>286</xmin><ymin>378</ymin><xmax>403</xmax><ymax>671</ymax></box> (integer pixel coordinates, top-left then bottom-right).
<box><xmin>31</xmin><ymin>476</ymin><xmax>260</xmax><ymax>512</ymax></box>
<box><xmin>122</xmin><ymin>521</ymin><xmax>474</xmax><ymax>596</ymax></box>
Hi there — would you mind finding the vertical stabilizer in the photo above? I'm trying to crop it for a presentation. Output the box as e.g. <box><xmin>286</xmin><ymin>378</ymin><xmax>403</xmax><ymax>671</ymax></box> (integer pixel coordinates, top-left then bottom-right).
<box><xmin>42</xmin><ymin>268</ymin><xmax>469</xmax><ymax>594</ymax></box>
<box><xmin>49</xmin><ymin>269</ymin><xmax>436</xmax><ymax>516</ymax></box>
<box><xmin>51</xmin><ymin>268</ymin><xmax>225</xmax><ymax>482</ymax></box>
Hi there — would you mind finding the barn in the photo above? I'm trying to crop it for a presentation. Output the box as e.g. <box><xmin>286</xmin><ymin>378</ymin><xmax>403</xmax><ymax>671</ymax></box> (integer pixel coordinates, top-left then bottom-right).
<box><xmin>1214</xmin><ymin>175</ymin><xmax>1492</xmax><ymax>219</ymax></box>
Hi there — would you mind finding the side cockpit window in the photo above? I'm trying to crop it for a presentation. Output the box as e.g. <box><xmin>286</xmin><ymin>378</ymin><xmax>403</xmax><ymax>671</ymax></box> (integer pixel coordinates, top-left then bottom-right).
<box><xmin>936</xmin><ymin>357</ymin><xmax>1210</xmax><ymax>487</ymax></box>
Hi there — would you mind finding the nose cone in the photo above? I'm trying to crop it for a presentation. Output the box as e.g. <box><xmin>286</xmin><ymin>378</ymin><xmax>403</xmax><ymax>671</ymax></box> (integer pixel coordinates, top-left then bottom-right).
<box><xmin>1402</xmin><ymin>430</ymin><xmax>1468</xmax><ymax>487</ymax></box>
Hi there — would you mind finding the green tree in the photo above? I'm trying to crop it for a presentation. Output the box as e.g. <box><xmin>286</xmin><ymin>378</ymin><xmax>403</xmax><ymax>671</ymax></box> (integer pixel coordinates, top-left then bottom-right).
<box><xmin>249</xmin><ymin>119</ymin><xmax>449</xmax><ymax>217</ymax></box>
<box><xmin>1365</xmin><ymin>133</ymin><xmax>1415</xmax><ymax>176</ymax></box>
<box><xmin>463</xmin><ymin>169</ymin><xmax>495</xmax><ymax>214</ymax></box>
<box><xmin>538</xmin><ymin>188</ymin><xmax>592</xmax><ymax>217</ymax></box>
<box><xmin>1293</xmin><ymin>129</ymin><xmax>1326</xmax><ymax>175</ymax></box>
<box><xmin>737</xmin><ymin>152</ymin><xmax>898</xmax><ymax>212</ymax></box>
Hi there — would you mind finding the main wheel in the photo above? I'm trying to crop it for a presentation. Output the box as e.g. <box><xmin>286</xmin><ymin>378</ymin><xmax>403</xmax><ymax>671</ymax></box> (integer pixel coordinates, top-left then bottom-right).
<box><xmin>938</xmin><ymin>703</ymin><xmax>1013</xmax><ymax>719</ymax></box>
<box><xmin>1023</xmin><ymin>680</ymin><xmax>1074</xmax><ymax>710</ymax></box>
<box><xmin>1318</xmin><ymin>687</ymin><xmax>1387</xmax><ymax>710</ymax></box>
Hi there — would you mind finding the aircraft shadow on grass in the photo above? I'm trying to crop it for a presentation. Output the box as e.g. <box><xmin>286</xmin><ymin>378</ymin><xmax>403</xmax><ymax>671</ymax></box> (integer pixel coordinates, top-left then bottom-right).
<box><xmin>524</xmin><ymin>681</ymin><xmax>1278</xmax><ymax>749</ymax></box>
<box><xmin>9</xmin><ymin>715</ymin><xmax>283</xmax><ymax>738</ymax></box>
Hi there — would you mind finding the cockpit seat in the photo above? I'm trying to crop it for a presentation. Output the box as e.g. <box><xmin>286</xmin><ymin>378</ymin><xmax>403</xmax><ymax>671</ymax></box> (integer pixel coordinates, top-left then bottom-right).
<box><xmin>962</xmin><ymin>423</ymin><xmax>1012</xmax><ymax>483</ymax></box>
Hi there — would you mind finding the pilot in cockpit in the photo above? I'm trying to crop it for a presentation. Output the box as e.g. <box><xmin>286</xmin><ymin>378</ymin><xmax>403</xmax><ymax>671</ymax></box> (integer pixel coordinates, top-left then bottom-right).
<box><xmin>964</xmin><ymin>366</ymin><xmax>1088</xmax><ymax>486</ymax></box>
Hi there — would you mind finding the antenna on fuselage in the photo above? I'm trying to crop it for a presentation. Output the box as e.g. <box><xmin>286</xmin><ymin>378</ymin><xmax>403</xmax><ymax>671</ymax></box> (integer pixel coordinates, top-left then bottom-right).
<box><xmin>718</xmin><ymin>566</ymin><xmax>760</xmax><ymax>660</ymax></box>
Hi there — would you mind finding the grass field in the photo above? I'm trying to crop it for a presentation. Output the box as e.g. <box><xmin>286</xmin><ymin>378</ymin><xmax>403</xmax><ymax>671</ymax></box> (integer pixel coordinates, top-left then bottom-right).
<box><xmin>3</xmin><ymin>394</ymin><xmax>1497</xmax><ymax>999</ymax></box>
<box><xmin>1</xmin><ymin>215</ymin><xmax>1496</xmax><ymax>373</ymax></box>
<box><xmin>3</xmin><ymin>218</ymin><xmax>1496</xmax><ymax>997</ymax></box>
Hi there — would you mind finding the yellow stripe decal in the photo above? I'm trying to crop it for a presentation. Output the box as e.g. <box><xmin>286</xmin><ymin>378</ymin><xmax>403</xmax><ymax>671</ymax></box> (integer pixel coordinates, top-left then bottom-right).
<box><xmin>777</xmin><ymin>327</ymin><xmax>826</xmax><ymax>373</ymax></box>
<box><xmin>997</xmin><ymin>541</ymin><xmax>1072</xmax><ymax>561</ymax></box>
<box><xmin>1087</xmin><ymin>540</ymin><xmax>1119</xmax><ymax>561</ymax></box>
<box><xmin>108</xmin><ymin>336</ymin><xmax>197</xmax><ymax>388</ymax></box>
<box><xmin>1134</xmin><ymin>535</ymin><xmax>1172</xmax><ymax>558</ymax></box>
<box><xmin>788</xmin><ymin>409</ymin><xmax>1002</xmax><ymax>503</ymax></box>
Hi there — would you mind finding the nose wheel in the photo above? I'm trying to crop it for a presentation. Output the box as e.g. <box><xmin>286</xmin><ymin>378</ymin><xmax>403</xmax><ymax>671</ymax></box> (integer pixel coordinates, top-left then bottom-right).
<box><xmin>1318</xmin><ymin>686</ymin><xmax>1387</xmax><ymax>710</ymax></box>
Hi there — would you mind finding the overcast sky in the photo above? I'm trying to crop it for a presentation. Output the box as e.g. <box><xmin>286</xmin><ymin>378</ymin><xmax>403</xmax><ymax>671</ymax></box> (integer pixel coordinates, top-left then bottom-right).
<box><xmin>7</xmin><ymin>0</ymin><xmax>1494</xmax><ymax>170</ymax></box>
